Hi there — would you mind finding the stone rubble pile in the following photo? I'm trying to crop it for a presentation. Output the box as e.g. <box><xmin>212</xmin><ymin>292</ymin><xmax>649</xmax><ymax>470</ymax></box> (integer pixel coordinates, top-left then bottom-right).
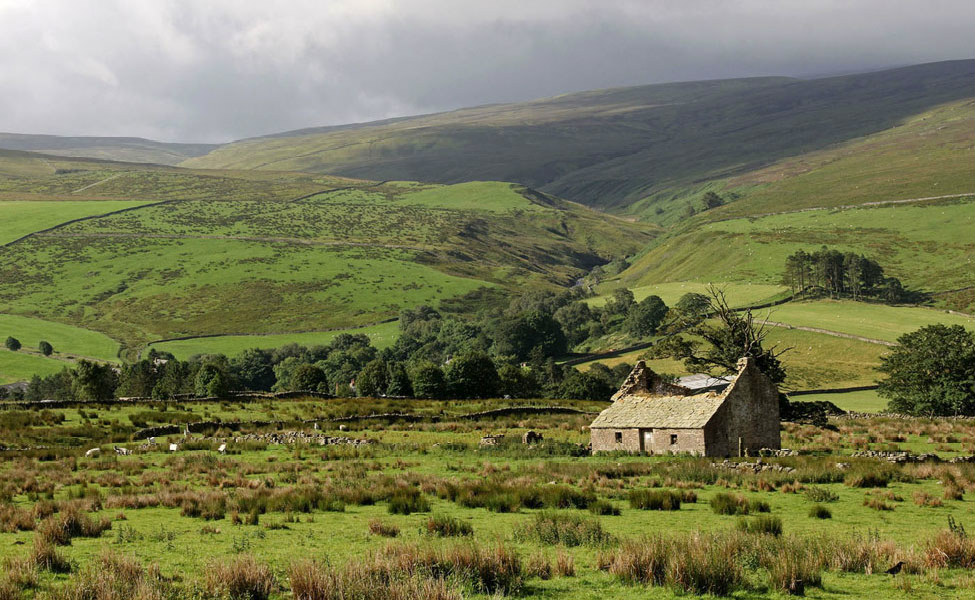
<box><xmin>850</xmin><ymin>450</ymin><xmax>975</xmax><ymax>464</ymax></box>
<box><xmin>231</xmin><ymin>431</ymin><xmax>375</xmax><ymax>446</ymax></box>
<box><xmin>712</xmin><ymin>459</ymin><xmax>796</xmax><ymax>474</ymax></box>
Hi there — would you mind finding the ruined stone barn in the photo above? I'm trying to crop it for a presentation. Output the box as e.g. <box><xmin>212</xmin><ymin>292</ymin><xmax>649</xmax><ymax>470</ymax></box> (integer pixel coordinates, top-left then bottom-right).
<box><xmin>590</xmin><ymin>358</ymin><xmax>780</xmax><ymax>456</ymax></box>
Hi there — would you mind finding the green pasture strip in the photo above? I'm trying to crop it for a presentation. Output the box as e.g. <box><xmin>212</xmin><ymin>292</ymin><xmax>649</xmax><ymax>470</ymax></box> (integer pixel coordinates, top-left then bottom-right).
<box><xmin>150</xmin><ymin>320</ymin><xmax>401</xmax><ymax>360</ymax></box>
<box><xmin>798</xmin><ymin>389</ymin><xmax>888</xmax><ymax>413</ymax></box>
<box><xmin>0</xmin><ymin>314</ymin><xmax>119</xmax><ymax>360</ymax></box>
<box><xmin>621</xmin><ymin>200</ymin><xmax>975</xmax><ymax>294</ymax></box>
<box><xmin>588</xmin><ymin>281</ymin><xmax>787</xmax><ymax>309</ymax></box>
<box><xmin>0</xmin><ymin>349</ymin><xmax>70</xmax><ymax>383</ymax></box>
<box><xmin>766</xmin><ymin>300</ymin><xmax>974</xmax><ymax>343</ymax></box>
<box><xmin>764</xmin><ymin>327</ymin><xmax>887</xmax><ymax>391</ymax></box>
<box><xmin>0</xmin><ymin>200</ymin><xmax>149</xmax><ymax>245</ymax></box>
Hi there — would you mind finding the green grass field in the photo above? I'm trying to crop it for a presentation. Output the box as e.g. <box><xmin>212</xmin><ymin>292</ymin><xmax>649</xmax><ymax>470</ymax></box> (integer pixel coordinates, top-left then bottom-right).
<box><xmin>765</xmin><ymin>300</ymin><xmax>974</xmax><ymax>343</ymax></box>
<box><xmin>620</xmin><ymin>199</ymin><xmax>975</xmax><ymax>297</ymax></box>
<box><xmin>0</xmin><ymin>237</ymin><xmax>486</xmax><ymax>348</ymax></box>
<box><xmin>798</xmin><ymin>390</ymin><xmax>889</xmax><ymax>413</ymax></box>
<box><xmin>0</xmin><ymin>314</ymin><xmax>121</xmax><ymax>383</ymax></box>
<box><xmin>149</xmin><ymin>320</ymin><xmax>400</xmax><ymax>360</ymax></box>
<box><xmin>0</xmin><ymin>349</ymin><xmax>72</xmax><ymax>384</ymax></box>
<box><xmin>0</xmin><ymin>400</ymin><xmax>972</xmax><ymax>598</ymax></box>
<box><xmin>0</xmin><ymin>314</ymin><xmax>119</xmax><ymax>360</ymax></box>
<box><xmin>0</xmin><ymin>199</ymin><xmax>149</xmax><ymax>244</ymax></box>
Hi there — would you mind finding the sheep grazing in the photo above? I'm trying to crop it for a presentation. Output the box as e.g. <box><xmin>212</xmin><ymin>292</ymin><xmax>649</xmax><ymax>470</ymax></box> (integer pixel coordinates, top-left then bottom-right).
<box><xmin>218</xmin><ymin>443</ymin><xmax>227</xmax><ymax>454</ymax></box>
<box><xmin>169</xmin><ymin>443</ymin><xmax>179</xmax><ymax>452</ymax></box>
<box><xmin>84</xmin><ymin>447</ymin><xmax>101</xmax><ymax>457</ymax></box>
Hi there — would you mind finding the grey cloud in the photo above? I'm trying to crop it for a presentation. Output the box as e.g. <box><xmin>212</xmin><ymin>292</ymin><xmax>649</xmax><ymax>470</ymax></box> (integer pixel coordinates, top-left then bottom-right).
<box><xmin>0</xmin><ymin>0</ymin><xmax>971</xmax><ymax>142</ymax></box>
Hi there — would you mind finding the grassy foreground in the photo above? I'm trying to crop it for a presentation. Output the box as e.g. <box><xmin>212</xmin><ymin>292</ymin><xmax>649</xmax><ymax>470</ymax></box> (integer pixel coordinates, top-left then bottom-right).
<box><xmin>0</xmin><ymin>398</ymin><xmax>972</xmax><ymax>599</ymax></box>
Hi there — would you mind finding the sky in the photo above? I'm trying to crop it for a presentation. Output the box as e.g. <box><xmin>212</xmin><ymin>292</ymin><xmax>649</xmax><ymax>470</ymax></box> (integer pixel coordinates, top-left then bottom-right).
<box><xmin>1</xmin><ymin>0</ymin><xmax>972</xmax><ymax>143</ymax></box>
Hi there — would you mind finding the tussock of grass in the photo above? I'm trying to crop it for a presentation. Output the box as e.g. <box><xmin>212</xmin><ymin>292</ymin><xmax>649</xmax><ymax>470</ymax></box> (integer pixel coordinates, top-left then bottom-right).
<box><xmin>736</xmin><ymin>515</ymin><xmax>783</xmax><ymax>536</ymax></box>
<box><xmin>709</xmin><ymin>492</ymin><xmax>769</xmax><ymax>516</ymax></box>
<box><xmin>368</xmin><ymin>518</ymin><xmax>400</xmax><ymax>538</ymax></box>
<box><xmin>514</xmin><ymin>512</ymin><xmax>613</xmax><ymax>547</ymax></box>
<box><xmin>204</xmin><ymin>555</ymin><xmax>275</xmax><ymax>600</ymax></box>
<box><xmin>424</xmin><ymin>514</ymin><xmax>473</xmax><ymax>537</ymax></box>
<box><xmin>628</xmin><ymin>489</ymin><xmax>684</xmax><ymax>511</ymax></box>
<box><xmin>387</xmin><ymin>487</ymin><xmax>430</xmax><ymax>515</ymax></box>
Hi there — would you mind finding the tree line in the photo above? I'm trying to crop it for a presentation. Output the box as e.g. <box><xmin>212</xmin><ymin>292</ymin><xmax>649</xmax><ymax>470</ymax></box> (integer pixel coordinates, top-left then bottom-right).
<box><xmin>10</xmin><ymin>286</ymin><xmax>681</xmax><ymax>403</ymax></box>
<box><xmin>782</xmin><ymin>246</ymin><xmax>911</xmax><ymax>303</ymax></box>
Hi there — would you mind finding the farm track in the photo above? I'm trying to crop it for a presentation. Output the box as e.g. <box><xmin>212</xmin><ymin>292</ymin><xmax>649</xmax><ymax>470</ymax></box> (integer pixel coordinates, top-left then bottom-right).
<box><xmin>71</xmin><ymin>172</ymin><xmax>125</xmax><ymax>194</ymax></box>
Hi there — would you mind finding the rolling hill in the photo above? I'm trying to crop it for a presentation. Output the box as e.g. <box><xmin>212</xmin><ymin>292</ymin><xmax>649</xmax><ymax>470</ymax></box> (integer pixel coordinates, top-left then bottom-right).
<box><xmin>184</xmin><ymin>60</ymin><xmax>974</xmax><ymax>220</ymax></box>
<box><xmin>0</xmin><ymin>133</ymin><xmax>218</xmax><ymax>166</ymax></box>
<box><xmin>0</xmin><ymin>150</ymin><xmax>653</xmax><ymax>371</ymax></box>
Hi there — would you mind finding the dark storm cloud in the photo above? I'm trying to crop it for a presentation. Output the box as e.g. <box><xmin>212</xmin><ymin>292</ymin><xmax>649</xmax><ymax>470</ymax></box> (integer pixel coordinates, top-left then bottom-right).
<box><xmin>1</xmin><ymin>0</ymin><xmax>972</xmax><ymax>142</ymax></box>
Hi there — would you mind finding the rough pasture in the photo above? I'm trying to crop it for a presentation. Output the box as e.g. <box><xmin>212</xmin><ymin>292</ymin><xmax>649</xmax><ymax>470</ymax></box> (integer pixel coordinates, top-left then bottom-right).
<box><xmin>0</xmin><ymin>397</ymin><xmax>972</xmax><ymax>598</ymax></box>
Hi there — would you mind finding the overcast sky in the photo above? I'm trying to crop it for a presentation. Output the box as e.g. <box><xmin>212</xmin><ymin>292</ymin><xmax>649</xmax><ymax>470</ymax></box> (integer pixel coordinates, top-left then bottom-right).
<box><xmin>1</xmin><ymin>0</ymin><xmax>972</xmax><ymax>143</ymax></box>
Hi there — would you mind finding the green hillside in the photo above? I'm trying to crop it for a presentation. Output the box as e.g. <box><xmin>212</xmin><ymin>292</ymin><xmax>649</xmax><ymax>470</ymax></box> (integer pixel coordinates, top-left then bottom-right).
<box><xmin>0</xmin><ymin>153</ymin><xmax>652</xmax><ymax>363</ymax></box>
<box><xmin>184</xmin><ymin>60</ymin><xmax>974</xmax><ymax>218</ymax></box>
<box><xmin>617</xmin><ymin>197</ymin><xmax>974</xmax><ymax>305</ymax></box>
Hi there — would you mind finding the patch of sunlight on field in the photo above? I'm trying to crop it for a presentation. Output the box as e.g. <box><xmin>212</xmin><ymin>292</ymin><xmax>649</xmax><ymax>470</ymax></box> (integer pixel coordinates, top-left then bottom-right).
<box><xmin>0</xmin><ymin>349</ymin><xmax>71</xmax><ymax>383</ymax></box>
<box><xmin>0</xmin><ymin>200</ymin><xmax>148</xmax><ymax>244</ymax></box>
<box><xmin>0</xmin><ymin>314</ymin><xmax>119</xmax><ymax>360</ymax></box>
<box><xmin>798</xmin><ymin>389</ymin><xmax>888</xmax><ymax>413</ymax></box>
<box><xmin>767</xmin><ymin>300</ymin><xmax>975</xmax><ymax>342</ymax></box>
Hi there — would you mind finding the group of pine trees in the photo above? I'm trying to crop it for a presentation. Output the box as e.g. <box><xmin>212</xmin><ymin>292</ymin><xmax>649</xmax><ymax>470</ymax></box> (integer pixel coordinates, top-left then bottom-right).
<box><xmin>782</xmin><ymin>246</ymin><xmax>908</xmax><ymax>302</ymax></box>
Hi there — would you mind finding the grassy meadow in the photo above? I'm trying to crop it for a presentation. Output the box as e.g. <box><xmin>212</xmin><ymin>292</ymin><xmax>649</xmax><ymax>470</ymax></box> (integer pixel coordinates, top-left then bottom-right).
<box><xmin>764</xmin><ymin>301</ymin><xmax>975</xmax><ymax>343</ymax></box>
<box><xmin>0</xmin><ymin>200</ymin><xmax>150</xmax><ymax>245</ymax></box>
<box><xmin>0</xmin><ymin>398</ymin><xmax>972</xmax><ymax>598</ymax></box>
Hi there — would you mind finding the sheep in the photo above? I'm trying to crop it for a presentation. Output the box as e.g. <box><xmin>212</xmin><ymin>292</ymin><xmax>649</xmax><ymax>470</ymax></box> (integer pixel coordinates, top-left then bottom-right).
<box><xmin>84</xmin><ymin>447</ymin><xmax>101</xmax><ymax>457</ymax></box>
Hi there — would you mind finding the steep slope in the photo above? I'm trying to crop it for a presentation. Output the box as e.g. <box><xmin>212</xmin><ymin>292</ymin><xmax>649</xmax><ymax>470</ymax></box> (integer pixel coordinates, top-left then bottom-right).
<box><xmin>608</xmin><ymin>99</ymin><xmax>974</xmax><ymax>309</ymax></box>
<box><xmin>0</xmin><ymin>133</ymin><xmax>219</xmax><ymax>166</ymax></box>
<box><xmin>184</xmin><ymin>60</ymin><xmax>974</xmax><ymax>217</ymax></box>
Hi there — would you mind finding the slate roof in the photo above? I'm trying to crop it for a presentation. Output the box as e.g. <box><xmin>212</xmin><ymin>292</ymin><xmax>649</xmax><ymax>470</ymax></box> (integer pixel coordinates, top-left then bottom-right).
<box><xmin>677</xmin><ymin>373</ymin><xmax>734</xmax><ymax>392</ymax></box>
<box><xmin>590</xmin><ymin>393</ymin><xmax>725</xmax><ymax>429</ymax></box>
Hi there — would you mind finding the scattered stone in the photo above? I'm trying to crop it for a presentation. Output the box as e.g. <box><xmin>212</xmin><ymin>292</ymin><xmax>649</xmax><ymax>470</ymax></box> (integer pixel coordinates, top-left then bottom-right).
<box><xmin>479</xmin><ymin>434</ymin><xmax>505</xmax><ymax>446</ymax></box>
<box><xmin>230</xmin><ymin>431</ymin><xmax>374</xmax><ymax>446</ymax></box>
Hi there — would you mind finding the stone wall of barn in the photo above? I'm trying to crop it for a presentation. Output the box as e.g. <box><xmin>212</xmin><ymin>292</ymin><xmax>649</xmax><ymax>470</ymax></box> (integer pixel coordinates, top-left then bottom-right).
<box><xmin>591</xmin><ymin>427</ymin><xmax>706</xmax><ymax>454</ymax></box>
<box><xmin>646</xmin><ymin>428</ymin><xmax>706</xmax><ymax>455</ymax></box>
<box><xmin>591</xmin><ymin>427</ymin><xmax>641</xmax><ymax>452</ymax></box>
<box><xmin>718</xmin><ymin>358</ymin><xmax>781</xmax><ymax>454</ymax></box>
